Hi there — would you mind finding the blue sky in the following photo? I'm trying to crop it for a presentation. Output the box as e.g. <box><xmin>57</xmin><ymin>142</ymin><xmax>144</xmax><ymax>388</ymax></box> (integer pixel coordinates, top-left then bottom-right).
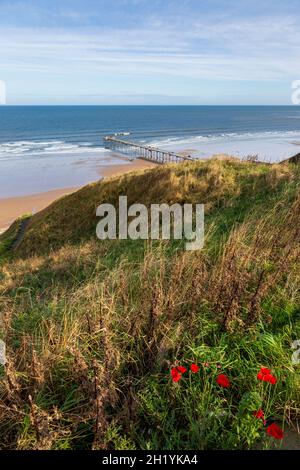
<box><xmin>0</xmin><ymin>0</ymin><xmax>299</xmax><ymax>104</ymax></box>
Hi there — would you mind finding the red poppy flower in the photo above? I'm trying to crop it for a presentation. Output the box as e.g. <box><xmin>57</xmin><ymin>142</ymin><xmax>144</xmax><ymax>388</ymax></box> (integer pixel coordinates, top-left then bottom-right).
<box><xmin>261</xmin><ymin>367</ymin><xmax>272</xmax><ymax>375</ymax></box>
<box><xmin>171</xmin><ymin>367</ymin><xmax>182</xmax><ymax>382</ymax></box>
<box><xmin>257</xmin><ymin>367</ymin><xmax>277</xmax><ymax>384</ymax></box>
<box><xmin>266</xmin><ymin>423</ymin><xmax>284</xmax><ymax>440</ymax></box>
<box><xmin>216</xmin><ymin>374</ymin><xmax>230</xmax><ymax>388</ymax></box>
<box><xmin>267</xmin><ymin>374</ymin><xmax>277</xmax><ymax>384</ymax></box>
<box><xmin>190</xmin><ymin>363</ymin><xmax>200</xmax><ymax>373</ymax></box>
<box><xmin>260</xmin><ymin>373</ymin><xmax>277</xmax><ymax>384</ymax></box>
<box><xmin>253</xmin><ymin>409</ymin><xmax>265</xmax><ymax>421</ymax></box>
<box><xmin>171</xmin><ymin>365</ymin><xmax>187</xmax><ymax>382</ymax></box>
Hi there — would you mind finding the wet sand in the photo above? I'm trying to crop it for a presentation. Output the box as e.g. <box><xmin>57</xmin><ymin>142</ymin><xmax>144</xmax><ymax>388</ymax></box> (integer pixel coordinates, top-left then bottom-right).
<box><xmin>0</xmin><ymin>158</ymin><xmax>158</xmax><ymax>232</ymax></box>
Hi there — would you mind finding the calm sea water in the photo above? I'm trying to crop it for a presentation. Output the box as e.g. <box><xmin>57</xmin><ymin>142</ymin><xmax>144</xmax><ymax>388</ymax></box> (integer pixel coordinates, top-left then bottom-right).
<box><xmin>0</xmin><ymin>105</ymin><xmax>300</xmax><ymax>197</ymax></box>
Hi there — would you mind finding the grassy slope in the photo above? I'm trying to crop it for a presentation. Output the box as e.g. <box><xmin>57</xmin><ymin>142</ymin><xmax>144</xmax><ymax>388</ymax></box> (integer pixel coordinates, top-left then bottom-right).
<box><xmin>0</xmin><ymin>159</ymin><xmax>300</xmax><ymax>449</ymax></box>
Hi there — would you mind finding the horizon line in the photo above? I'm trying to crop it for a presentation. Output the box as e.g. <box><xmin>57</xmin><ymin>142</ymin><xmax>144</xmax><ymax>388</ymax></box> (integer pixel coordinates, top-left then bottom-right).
<box><xmin>0</xmin><ymin>103</ymin><xmax>298</xmax><ymax>107</ymax></box>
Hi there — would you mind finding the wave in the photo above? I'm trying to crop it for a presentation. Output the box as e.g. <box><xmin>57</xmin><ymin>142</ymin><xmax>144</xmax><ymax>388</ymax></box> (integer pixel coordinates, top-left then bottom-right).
<box><xmin>149</xmin><ymin>130</ymin><xmax>300</xmax><ymax>148</ymax></box>
<box><xmin>0</xmin><ymin>140</ymin><xmax>110</xmax><ymax>160</ymax></box>
<box><xmin>1</xmin><ymin>129</ymin><xmax>300</xmax><ymax>162</ymax></box>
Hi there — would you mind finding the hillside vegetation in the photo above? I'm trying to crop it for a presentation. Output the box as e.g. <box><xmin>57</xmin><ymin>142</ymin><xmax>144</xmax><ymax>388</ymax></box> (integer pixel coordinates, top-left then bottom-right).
<box><xmin>0</xmin><ymin>158</ymin><xmax>300</xmax><ymax>449</ymax></box>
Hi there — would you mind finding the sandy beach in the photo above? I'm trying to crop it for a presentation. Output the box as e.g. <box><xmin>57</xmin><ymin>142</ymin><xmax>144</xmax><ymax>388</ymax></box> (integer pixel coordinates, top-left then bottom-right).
<box><xmin>0</xmin><ymin>158</ymin><xmax>158</xmax><ymax>233</ymax></box>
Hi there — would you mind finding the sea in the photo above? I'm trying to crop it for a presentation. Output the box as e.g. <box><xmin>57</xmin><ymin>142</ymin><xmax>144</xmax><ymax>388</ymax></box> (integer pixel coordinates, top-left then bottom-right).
<box><xmin>1</xmin><ymin>105</ymin><xmax>300</xmax><ymax>198</ymax></box>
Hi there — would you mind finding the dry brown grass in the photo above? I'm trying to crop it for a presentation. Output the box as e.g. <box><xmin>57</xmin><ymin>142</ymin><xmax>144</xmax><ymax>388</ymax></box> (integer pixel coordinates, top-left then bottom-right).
<box><xmin>10</xmin><ymin>158</ymin><xmax>275</xmax><ymax>257</ymax></box>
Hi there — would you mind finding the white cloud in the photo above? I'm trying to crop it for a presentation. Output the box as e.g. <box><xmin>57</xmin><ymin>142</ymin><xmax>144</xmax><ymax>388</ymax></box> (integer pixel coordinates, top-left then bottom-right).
<box><xmin>1</xmin><ymin>11</ymin><xmax>300</xmax><ymax>105</ymax></box>
<box><xmin>1</xmin><ymin>13</ymin><xmax>300</xmax><ymax>83</ymax></box>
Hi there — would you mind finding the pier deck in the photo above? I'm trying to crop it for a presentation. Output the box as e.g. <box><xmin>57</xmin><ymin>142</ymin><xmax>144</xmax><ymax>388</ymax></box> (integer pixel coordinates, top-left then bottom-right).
<box><xmin>104</xmin><ymin>136</ymin><xmax>195</xmax><ymax>164</ymax></box>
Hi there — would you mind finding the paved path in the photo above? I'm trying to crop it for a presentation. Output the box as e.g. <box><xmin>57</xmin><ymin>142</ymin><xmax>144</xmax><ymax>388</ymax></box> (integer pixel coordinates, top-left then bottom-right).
<box><xmin>11</xmin><ymin>217</ymin><xmax>31</xmax><ymax>251</ymax></box>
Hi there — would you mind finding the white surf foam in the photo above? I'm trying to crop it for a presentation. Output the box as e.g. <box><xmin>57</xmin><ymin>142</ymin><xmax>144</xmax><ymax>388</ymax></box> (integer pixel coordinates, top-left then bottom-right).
<box><xmin>149</xmin><ymin>130</ymin><xmax>300</xmax><ymax>148</ymax></box>
<box><xmin>0</xmin><ymin>140</ymin><xmax>109</xmax><ymax>160</ymax></box>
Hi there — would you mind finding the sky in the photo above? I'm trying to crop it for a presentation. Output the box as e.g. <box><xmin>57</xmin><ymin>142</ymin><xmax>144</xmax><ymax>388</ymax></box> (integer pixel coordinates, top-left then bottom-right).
<box><xmin>0</xmin><ymin>0</ymin><xmax>300</xmax><ymax>105</ymax></box>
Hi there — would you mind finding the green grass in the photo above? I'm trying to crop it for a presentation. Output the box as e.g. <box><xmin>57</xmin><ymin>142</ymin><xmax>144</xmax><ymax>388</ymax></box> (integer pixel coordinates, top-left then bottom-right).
<box><xmin>0</xmin><ymin>214</ymin><xmax>31</xmax><ymax>262</ymax></box>
<box><xmin>0</xmin><ymin>159</ymin><xmax>300</xmax><ymax>450</ymax></box>
<box><xmin>0</xmin><ymin>220</ymin><xmax>19</xmax><ymax>260</ymax></box>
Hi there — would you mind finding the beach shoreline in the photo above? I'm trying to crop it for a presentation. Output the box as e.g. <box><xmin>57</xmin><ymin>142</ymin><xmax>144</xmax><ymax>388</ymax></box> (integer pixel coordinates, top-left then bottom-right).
<box><xmin>0</xmin><ymin>158</ymin><xmax>158</xmax><ymax>233</ymax></box>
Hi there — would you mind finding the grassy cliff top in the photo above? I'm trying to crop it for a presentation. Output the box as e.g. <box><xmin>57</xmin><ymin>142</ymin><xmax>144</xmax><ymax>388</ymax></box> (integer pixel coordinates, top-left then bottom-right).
<box><xmin>1</xmin><ymin>159</ymin><xmax>300</xmax><ymax>450</ymax></box>
<box><xmin>5</xmin><ymin>158</ymin><xmax>298</xmax><ymax>257</ymax></box>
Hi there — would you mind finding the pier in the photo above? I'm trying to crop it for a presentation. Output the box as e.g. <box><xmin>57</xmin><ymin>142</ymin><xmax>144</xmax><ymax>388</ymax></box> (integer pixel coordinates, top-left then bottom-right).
<box><xmin>104</xmin><ymin>135</ymin><xmax>195</xmax><ymax>164</ymax></box>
